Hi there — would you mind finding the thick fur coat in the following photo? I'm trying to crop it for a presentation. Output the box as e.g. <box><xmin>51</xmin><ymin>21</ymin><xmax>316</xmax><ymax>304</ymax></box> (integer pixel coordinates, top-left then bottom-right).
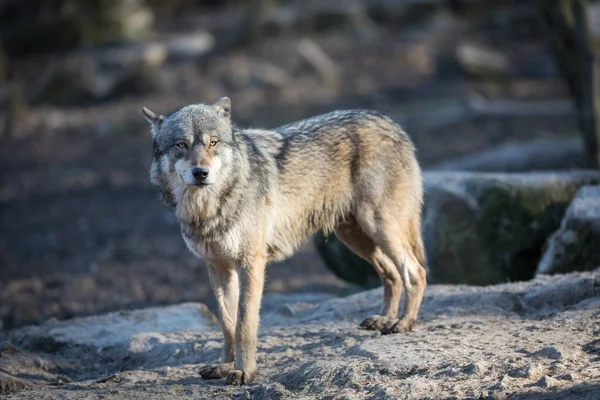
<box><xmin>143</xmin><ymin>98</ymin><xmax>427</xmax><ymax>385</ymax></box>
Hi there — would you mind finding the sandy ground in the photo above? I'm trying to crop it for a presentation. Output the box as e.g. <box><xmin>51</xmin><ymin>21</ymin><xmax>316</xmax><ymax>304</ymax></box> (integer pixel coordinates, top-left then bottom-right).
<box><xmin>1</xmin><ymin>269</ymin><xmax>599</xmax><ymax>399</ymax></box>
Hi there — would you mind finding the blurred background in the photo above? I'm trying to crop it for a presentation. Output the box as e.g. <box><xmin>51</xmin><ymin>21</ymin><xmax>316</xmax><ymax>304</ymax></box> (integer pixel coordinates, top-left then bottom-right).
<box><xmin>1</xmin><ymin>0</ymin><xmax>599</xmax><ymax>330</ymax></box>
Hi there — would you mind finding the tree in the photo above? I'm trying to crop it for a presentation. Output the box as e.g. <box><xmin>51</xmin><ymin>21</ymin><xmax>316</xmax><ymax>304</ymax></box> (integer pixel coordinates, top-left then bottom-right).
<box><xmin>540</xmin><ymin>0</ymin><xmax>600</xmax><ymax>168</ymax></box>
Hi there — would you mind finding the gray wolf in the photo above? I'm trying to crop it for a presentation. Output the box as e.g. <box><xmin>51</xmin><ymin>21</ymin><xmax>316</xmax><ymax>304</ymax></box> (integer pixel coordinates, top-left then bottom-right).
<box><xmin>142</xmin><ymin>97</ymin><xmax>427</xmax><ymax>385</ymax></box>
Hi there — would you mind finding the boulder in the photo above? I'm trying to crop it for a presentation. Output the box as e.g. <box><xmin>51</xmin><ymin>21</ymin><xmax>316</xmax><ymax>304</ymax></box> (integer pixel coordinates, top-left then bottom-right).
<box><xmin>314</xmin><ymin>232</ymin><xmax>380</xmax><ymax>289</ymax></box>
<box><xmin>432</xmin><ymin>138</ymin><xmax>591</xmax><ymax>172</ymax></box>
<box><xmin>537</xmin><ymin>185</ymin><xmax>600</xmax><ymax>275</ymax></box>
<box><xmin>314</xmin><ymin>171</ymin><xmax>600</xmax><ymax>286</ymax></box>
<box><xmin>455</xmin><ymin>42</ymin><xmax>513</xmax><ymax>79</ymax></box>
<box><xmin>10</xmin><ymin>303</ymin><xmax>217</xmax><ymax>359</ymax></box>
<box><xmin>34</xmin><ymin>43</ymin><xmax>167</xmax><ymax>106</ymax></box>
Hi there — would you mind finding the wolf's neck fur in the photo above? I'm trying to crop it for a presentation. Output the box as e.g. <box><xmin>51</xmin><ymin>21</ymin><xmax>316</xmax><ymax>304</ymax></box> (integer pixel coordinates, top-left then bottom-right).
<box><xmin>170</xmin><ymin>138</ymin><xmax>272</xmax><ymax>261</ymax></box>
<box><xmin>175</xmin><ymin>163</ymin><xmax>248</xmax><ymax>234</ymax></box>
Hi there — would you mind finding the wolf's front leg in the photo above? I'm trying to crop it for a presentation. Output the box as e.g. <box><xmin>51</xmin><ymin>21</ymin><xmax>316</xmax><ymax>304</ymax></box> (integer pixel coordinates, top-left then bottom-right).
<box><xmin>199</xmin><ymin>262</ymin><xmax>239</xmax><ymax>380</ymax></box>
<box><xmin>226</xmin><ymin>253</ymin><xmax>266</xmax><ymax>385</ymax></box>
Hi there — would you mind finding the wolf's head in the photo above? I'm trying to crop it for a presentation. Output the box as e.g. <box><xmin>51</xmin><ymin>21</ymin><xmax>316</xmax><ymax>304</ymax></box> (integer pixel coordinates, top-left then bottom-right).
<box><xmin>143</xmin><ymin>97</ymin><xmax>236</xmax><ymax>203</ymax></box>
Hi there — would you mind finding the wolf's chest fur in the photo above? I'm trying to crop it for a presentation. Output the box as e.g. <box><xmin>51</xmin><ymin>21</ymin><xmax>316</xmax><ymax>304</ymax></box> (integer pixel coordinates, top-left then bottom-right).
<box><xmin>176</xmin><ymin>186</ymin><xmax>349</xmax><ymax>263</ymax></box>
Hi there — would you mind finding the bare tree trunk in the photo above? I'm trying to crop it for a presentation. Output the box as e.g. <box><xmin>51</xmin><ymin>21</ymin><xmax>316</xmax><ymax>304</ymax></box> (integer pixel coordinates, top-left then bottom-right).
<box><xmin>540</xmin><ymin>0</ymin><xmax>600</xmax><ymax>168</ymax></box>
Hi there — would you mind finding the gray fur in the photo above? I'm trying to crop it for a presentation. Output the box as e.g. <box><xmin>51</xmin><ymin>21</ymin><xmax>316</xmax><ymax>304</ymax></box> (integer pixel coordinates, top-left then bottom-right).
<box><xmin>144</xmin><ymin>98</ymin><xmax>427</xmax><ymax>385</ymax></box>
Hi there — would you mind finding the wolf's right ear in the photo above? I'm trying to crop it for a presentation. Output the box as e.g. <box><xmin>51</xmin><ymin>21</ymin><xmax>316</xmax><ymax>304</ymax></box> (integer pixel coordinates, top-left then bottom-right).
<box><xmin>142</xmin><ymin>107</ymin><xmax>164</xmax><ymax>137</ymax></box>
<box><xmin>214</xmin><ymin>97</ymin><xmax>231</xmax><ymax>120</ymax></box>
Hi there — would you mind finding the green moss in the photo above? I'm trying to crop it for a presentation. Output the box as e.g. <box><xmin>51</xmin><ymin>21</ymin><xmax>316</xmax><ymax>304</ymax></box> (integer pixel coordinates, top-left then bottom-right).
<box><xmin>552</xmin><ymin>224</ymin><xmax>600</xmax><ymax>274</ymax></box>
<box><xmin>199</xmin><ymin>306</ymin><xmax>219</xmax><ymax>327</ymax></box>
<box><xmin>431</xmin><ymin>217</ymin><xmax>500</xmax><ymax>285</ymax></box>
<box><xmin>474</xmin><ymin>181</ymin><xmax>579</xmax><ymax>282</ymax></box>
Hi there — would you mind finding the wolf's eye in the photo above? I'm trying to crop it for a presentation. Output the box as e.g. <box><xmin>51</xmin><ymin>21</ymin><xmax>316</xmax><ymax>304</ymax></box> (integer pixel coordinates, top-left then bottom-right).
<box><xmin>210</xmin><ymin>140</ymin><xmax>218</xmax><ymax>147</ymax></box>
<box><xmin>176</xmin><ymin>142</ymin><xmax>187</xmax><ymax>149</ymax></box>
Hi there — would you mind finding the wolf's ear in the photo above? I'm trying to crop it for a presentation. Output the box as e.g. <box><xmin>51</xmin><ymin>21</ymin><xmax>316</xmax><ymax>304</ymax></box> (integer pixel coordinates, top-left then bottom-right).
<box><xmin>142</xmin><ymin>107</ymin><xmax>164</xmax><ymax>137</ymax></box>
<box><xmin>214</xmin><ymin>97</ymin><xmax>231</xmax><ymax>119</ymax></box>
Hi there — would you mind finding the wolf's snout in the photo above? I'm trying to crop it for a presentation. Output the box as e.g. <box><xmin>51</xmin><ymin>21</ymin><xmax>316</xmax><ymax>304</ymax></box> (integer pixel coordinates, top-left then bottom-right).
<box><xmin>192</xmin><ymin>167</ymin><xmax>209</xmax><ymax>182</ymax></box>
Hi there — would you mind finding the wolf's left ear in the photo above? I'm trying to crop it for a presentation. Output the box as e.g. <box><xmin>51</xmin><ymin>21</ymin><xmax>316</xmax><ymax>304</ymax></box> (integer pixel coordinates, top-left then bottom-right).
<box><xmin>214</xmin><ymin>97</ymin><xmax>231</xmax><ymax>119</ymax></box>
<box><xmin>142</xmin><ymin>107</ymin><xmax>164</xmax><ymax>137</ymax></box>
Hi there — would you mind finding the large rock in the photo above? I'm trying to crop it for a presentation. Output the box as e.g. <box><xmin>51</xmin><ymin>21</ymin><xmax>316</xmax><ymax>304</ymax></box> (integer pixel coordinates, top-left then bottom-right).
<box><xmin>537</xmin><ymin>185</ymin><xmax>600</xmax><ymax>275</ymax></box>
<box><xmin>314</xmin><ymin>233</ymin><xmax>380</xmax><ymax>289</ymax></box>
<box><xmin>11</xmin><ymin>303</ymin><xmax>217</xmax><ymax>359</ymax></box>
<box><xmin>34</xmin><ymin>44</ymin><xmax>167</xmax><ymax>106</ymax></box>
<box><xmin>315</xmin><ymin>171</ymin><xmax>600</xmax><ymax>286</ymax></box>
<box><xmin>1</xmin><ymin>303</ymin><xmax>218</xmax><ymax>394</ymax></box>
<box><xmin>432</xmin><ymin>138</ymin><xmax>591</xmax><ymax>172</ymax></box>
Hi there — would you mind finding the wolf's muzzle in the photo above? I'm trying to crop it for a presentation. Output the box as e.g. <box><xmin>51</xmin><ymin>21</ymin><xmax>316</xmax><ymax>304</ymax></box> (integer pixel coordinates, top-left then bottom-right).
<box><xmin>191</xmin><ymin>166</ymin><xmax>210</xmax><ymax>184</ymax></box>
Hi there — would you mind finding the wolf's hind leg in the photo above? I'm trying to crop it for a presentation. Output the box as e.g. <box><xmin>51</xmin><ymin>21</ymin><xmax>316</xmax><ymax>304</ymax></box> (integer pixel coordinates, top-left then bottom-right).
<box><xmin>200</xmin><ymin>262</ymin><xmax>239</xmax><ymax>380</ymax></box>
<box><xmin>335</xmin><ymin>217</ymin><xmax>402</xmax><ymax>331</ymax></box>
<box><xmin>374</xmin><ymin>216</ymin><xmax>427</xmax><ymax>334</ymax></box>
<box><xmin>381</xmin><ymin>249</ymin><xmax>426</xmax><ymax>334</ymax></box>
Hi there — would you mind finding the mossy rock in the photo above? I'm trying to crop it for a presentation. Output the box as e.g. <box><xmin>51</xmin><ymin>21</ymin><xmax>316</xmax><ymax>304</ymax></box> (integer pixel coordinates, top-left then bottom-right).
<box><xmin>314</xmin><ymin>171</ymin><xmax>600</xmax><ymax>287</ymax></box>
<box><xmin>424</xmin><ymin>172</ymin><xmax>594</xmax><ymax>285</ymax></box>
<box><xmin>313</xmin><ymin>233</ymin><xmax>380</xmax><ymax>289</ymax></box>
<box><xmin>537</xmin><ymin>185</ymin><xmax>600</xmax><ymax>275</ymax></box>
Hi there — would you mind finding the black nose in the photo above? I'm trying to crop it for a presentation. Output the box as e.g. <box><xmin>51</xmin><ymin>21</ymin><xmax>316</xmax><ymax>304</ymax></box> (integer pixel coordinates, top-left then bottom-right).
<box><xmin>191</xmin><ymin>167</ymin><xmax>209</xmax><ymax>181</ymax></box>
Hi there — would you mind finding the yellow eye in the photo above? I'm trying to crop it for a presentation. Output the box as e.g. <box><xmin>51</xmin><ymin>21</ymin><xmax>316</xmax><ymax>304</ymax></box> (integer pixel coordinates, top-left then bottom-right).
<box><xmin>176</xmin><ymin>142</ymin><xmax>187</xmax><ymax>149</ymax></box>
<box><xmin>210</xmin><ymin>140</ymin><xmax>218</xmax><ymax>147</ymax></box>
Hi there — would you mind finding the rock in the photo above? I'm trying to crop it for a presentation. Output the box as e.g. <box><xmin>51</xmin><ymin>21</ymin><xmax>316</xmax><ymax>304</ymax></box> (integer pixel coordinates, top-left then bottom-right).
<box><xmin>260</xmin><ymin>292</ymin><xmax>336</xmax><ymax>326</ymax></box>
<box><xmin>11</xmin><ymin>303</ymin><xmax>217</xmax><ymax>358</ymax></box>
<box><xmin>557</xmin><ymin>372</ymin><xmax>577</xmax><ymax>381</ymax></box>
<box><xmin>423</xmin><ymin>172</ymin><xmax>600</xmax><ymax>284</ymax></box>
<box><xmin>102</xmin><ymin>0</ymin><xmax>155</xmax><ymax>43</ymax></box>
<box><xmin>0</xmin><ymin>372</ymin><xmax>29</xmax><ymax>395</ymax></box>
<box><xmin>508</xmin><ymin>363</ymin><xmax>543</xmax><ymax>379</ymax></box>
<box><xmin>432</xmin><ymin>138</ymin><xmax>591</xmax><ymax>172</ymax></box>
<box><xmin>32</xmin><ymin>28</ymin><xmax>218</xmax><ymax>106</ymax></box>
<box><xmin>125</xmin><ymin>330</ymin><xmax>217</xmax><ymax>369</ymax></box>
<box><xmin>314</xmin><ymin>232</ymin><xmax>380</xmax><ymax>288</ymax></box>
<box><xmin>271</xmin><ymin>271</ymin><xmax>598</xmax><ymax>327</ymax></box>
<box><xmin>574</xmin><ymin>297</ymin><xmax>600</xmax><ymax>310</ymax></box>
<box><xmin>34</xmin><ymin>44</ymin><xmax>166</xmax><ymax>106</ymax></box>
<box><xmin>455</xmin><ymin>43</ymin><xmax>512</xmax><ymax>79</ymax></box>
<box><xmin>532</xmin><ymin>375</ymin><xmax>559</xmax><ymax>389</ymax></box>
<box><xmin>261</xmin><ymin>292</ymin><xmax>336</xmax><ymax>314</ymax></box>
<box><xmin>315</xmin><ymin>171</ymin><xmax>600</xmax><ymax>286</ymax></box>
<box><xmin>105</xmin><ymin>61</ymin><xmax>164</xmax><ymax>100</ymax></box>
<box><xmin>33</xmin><ymin>66</ymin><xmax>98</xmax><ymax>107</ymax></box>
<box><xmin>536</xmin><ymin>185</ymin><xmax>600</xmax><ymax>275</ymax></box>
<box><xmin>462</xmin><ymin>361</ymin><xmax>487</xmax><ymax>376</ymax></box>
<box><xmin>523</xmin><ymin>273</ymin><xmax>600</xmax><ymax>310</ymax></box>
<box><xmin>528</xmin><ymin>345</ymin><xmax>583</xmax><ymax>363</ymax></box>
<box><xmin>166</xmin><ymin>32</ymin><xmax>214</xmax><ymax>61</ymax></box>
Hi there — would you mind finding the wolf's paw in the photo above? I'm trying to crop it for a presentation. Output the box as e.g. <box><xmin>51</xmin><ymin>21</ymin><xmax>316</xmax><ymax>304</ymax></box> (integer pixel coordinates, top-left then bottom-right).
<box><xmin>360</xmin><ymin>315</ymin><xmax>392</xmax><ymax>331</ymax></box>
<box><xmin>225</xmin><ymin>369</ymin><xmax>256</xmax><ymax>386</ymax></box>
<box><xmin>381</xmin><ymin>318</ymin><xmax>416</xmax><ymax>335</ymax></box>
<box><xmin>199</xmin><ymin>362</ymin><xmax>233</xmax><ymax>380</ymax></box>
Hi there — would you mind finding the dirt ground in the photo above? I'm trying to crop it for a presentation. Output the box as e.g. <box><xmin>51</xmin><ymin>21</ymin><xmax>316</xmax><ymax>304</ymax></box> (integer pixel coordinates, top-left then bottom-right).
<box><xmin>1</xmin><ymin>270</ymin><xmax>599</xmax><ymax>399</ymax></box>
<box><xmin>0</xmin><ymin>4</ymin><xmax>580</xmax><ymax>330</ymax></box>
